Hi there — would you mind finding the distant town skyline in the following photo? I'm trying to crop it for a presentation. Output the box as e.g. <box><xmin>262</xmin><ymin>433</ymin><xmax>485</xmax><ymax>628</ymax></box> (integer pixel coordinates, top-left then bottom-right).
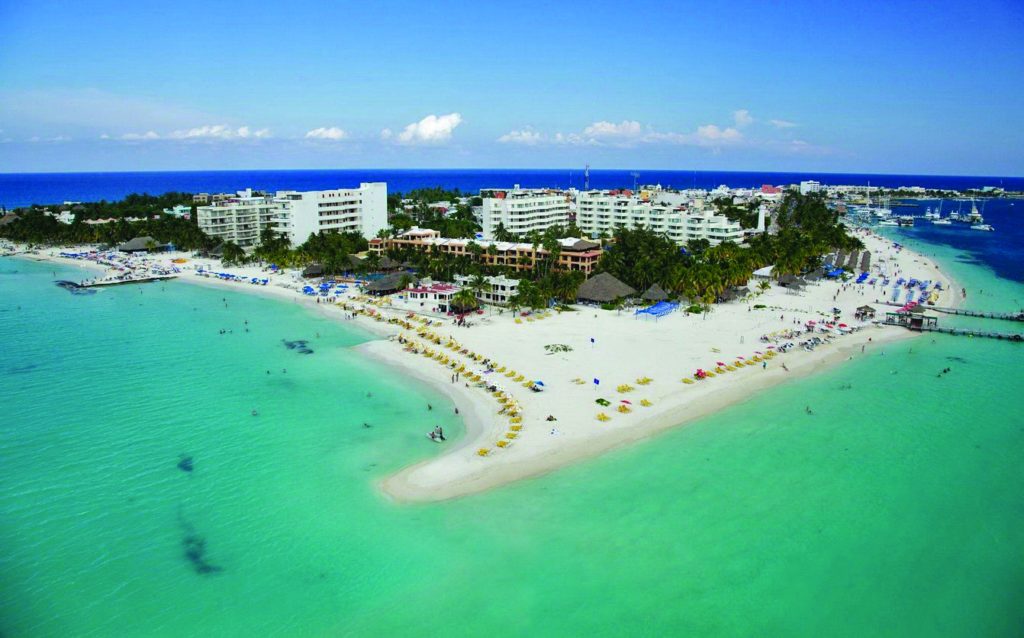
<box><xmin>1</xmin><ymin>0</ymin><xmax>1022</xmax><ymax>175</ymax></box>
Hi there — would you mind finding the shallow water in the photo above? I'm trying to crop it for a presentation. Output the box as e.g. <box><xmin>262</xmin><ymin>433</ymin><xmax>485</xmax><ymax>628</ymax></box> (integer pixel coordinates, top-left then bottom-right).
<box><xmin>1</xmin><ymin>247</ymin><xmax>1022</xmax><ymax>637</ymax></box>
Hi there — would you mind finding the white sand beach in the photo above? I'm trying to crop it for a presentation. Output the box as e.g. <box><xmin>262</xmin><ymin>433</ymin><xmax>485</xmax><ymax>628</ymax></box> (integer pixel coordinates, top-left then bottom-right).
<box><xmin>9</xmin><ymin>228</ymin><xmax>964</xmax><ymax>502</ymax></box>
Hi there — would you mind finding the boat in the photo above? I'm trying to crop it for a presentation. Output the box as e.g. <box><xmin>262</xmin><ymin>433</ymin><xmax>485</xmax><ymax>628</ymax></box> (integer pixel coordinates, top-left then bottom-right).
<box><xmin>897</xmin><ymin>216</ymin><xmax>915</xmax><ymax>227</ymax></box>
<box><xmin>970</xmin><ymin>224</ymin><xmax>995</xmax><ymax>231</ymax></box>
<box><xmin>878</xmin><ymin>219</ymin><xmax>899</xmax><ymax>227</ymax></box>
<box><xmin>966</xmin><ymin>199</ymin><xmax>984</xmax><ymax>224</ymax></box>
<box><xmin>923</xmin><ymin>207</ymin><xmax>939</xmax><ymax>220</ymax></box>
<box><xmin>931</xmin><ymin>218</ymin><xmax>953</xmax><ymax>225</ymax></box>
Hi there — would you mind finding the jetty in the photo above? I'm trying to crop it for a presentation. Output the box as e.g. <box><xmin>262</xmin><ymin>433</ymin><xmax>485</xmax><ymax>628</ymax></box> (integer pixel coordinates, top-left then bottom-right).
<box><xmin>927</xmin><ymin>306</ymin><xmax>1024</xmax><ymax>322</ymax></box>
<box><xmin>882</xmin><ymin>311</ymin><xmax>1022</xmax><ymax>342</ymax></box>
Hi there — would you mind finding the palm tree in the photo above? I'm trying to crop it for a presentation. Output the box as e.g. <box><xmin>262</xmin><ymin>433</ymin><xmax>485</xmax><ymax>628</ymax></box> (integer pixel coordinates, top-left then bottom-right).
<box><xmin>451</xmin><ymin>288</ymin><xmax>479</xmax><ymax>314</ymax></box>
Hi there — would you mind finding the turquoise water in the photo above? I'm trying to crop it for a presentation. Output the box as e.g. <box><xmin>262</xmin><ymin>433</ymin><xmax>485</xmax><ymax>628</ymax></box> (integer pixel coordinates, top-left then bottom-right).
<box><xmin>2</xmin><ymin>252</ymin><xmax>1023</xmax><ymax>637</ymax></box>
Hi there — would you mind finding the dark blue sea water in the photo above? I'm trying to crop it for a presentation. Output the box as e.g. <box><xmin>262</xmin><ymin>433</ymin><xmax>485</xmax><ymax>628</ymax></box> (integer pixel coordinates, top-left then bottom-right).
<box><xmin>1</xmin><ymin>168</ymin><xmax>1022</xmax><ymax>209</ymax></box>
<box><xmin>885</xmin><ymin>199</ymin><xmax>1024</xmax><ymax>285</ymax></box>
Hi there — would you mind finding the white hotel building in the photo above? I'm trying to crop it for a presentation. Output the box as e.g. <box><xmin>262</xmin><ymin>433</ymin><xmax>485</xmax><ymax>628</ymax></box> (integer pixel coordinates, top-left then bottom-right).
<box><xmin>197</xmin><ymin>183</ymin><xmax>387</xmax><ymax>250</ymax></box>
<box><xmin>196</xmin><ymin>189</ymin><xmax>279</xmax><ymax>249</ymax></box>
<box><xmin>478</xmin><ymin>187</ymin><xmax>570</xmax><ymax>238</ymax></box>
<box><xmin>273</xmin><ymin>183</ymin><xmax>387</xmax><ymax>246</ymax></box>
<box><xmin>575</xmin><ymin>190</ymin><xmax>748</xmax><ymax>246</ymax></box>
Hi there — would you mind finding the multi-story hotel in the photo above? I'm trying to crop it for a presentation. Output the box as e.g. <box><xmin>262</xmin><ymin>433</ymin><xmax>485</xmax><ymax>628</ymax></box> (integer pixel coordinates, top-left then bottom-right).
<box><xmin>369</xmin><ymin>227</ymin><xmax>602</xmax><ymax>276</ymax></box>
<box><xmin>575</xmin><ymin>190</ymin><xmax>748</xmax><ymax>246</ymax></box>
<box><xmin>196</xmin><ymin>189</ymin><xmax>278</xmax><ymax>249</ymax></box>
<box><xmin>273</xmin><ymin>183</ymin><xmax>387</xmax><ymax>246</ymax></box>
<box><xmin>478</xmin><ymin>187</ymin><xmax>571</xmax><ymax>238</ymax></box>
<box><xmin>197</xmin><ymin>183</ymin><xmax>387</xmax><ymax>250</ymax></box>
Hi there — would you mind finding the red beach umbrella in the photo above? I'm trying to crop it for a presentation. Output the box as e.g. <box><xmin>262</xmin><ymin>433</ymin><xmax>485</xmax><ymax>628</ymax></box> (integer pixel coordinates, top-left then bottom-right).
<box><xmin>621</xmin><ymin>400</ymin><xmax>632</xmax><ymax>404</ymax></box>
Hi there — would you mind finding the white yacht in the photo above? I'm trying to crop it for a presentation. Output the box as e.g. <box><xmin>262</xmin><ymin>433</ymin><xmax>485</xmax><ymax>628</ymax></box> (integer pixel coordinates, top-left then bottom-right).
<box><xmin>923</xmin><ymin>207</ymin><xmax>940</xmax><ymax>220</ymax></box>
<box><xmin>932</xmin><ymin>218</ymin><xmax>953</xmax><ymax>226</ymax></box>
<box><xmin>970</xmin><ymin>223</ymin><xmax>995</xmax><ymax>232</ymax></box>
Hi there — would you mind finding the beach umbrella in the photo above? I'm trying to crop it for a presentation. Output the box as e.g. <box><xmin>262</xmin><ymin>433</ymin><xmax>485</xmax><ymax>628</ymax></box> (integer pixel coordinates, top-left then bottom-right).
<box><xmin>535</xmin><ymin>381</ymin><xmax>545</xmax><ymax>386</ymax></box>
<box><xmin>621</xmin><ymin>400</ymin><xmax>632</xmax><ymax>404</ymax></box>
<box><xmin>716</xmin><ymin>361</ymin><xmax>726</xmax><ymax>366</ymax></box>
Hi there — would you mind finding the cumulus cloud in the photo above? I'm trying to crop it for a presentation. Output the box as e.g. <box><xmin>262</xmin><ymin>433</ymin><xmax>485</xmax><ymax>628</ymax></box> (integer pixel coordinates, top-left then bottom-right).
<box><xmin>539</xmin><ymin>117</ymin><xmax>745</xmax><ymax>148</ymax></box>
<box><xmin>497</xmin><ymin>128</ymin><xmax>543</xmax><ymax>145</ymax></box>
<box><xmin>305</xmin><ymin>126</ymin><xmax>348</xmax><ymax>141</ymax></box>
<box><xmin>380</xmin><ymin>128</ymin><xmax>393</xmax><ymax>140</ymax></box>
<box><xmin>733</xmin><ymin>109</ymin><xmax>754</xmax><ymax>128</ymax></box>
<box><xmin>27</xmin><ymin>135</ymin><xmax>72</xmax><ymax>143</ymax></box>
<box><xmin>167</xmin><ymin>125</ymin><xmax>270</xmax><ymax>140</ymax></box>
<box><xmin>582</xmin><ymin>120</ymin><xmax>644</xmax><ymax>139</ymax></box>
<box><xmin>695</xmin><ymin>124</ymin><xmax>743</xmax><ymax>143</ymax></box>
<box><xmin>394</xmin><ymin>113</ymin><xmax>462</xmax><ymax>144</ymax></box>
<box><xmin>770</xmin><ymin>119</ymin><xmax>797</xmax><ymax>129</ymax></box>
<box><xmin>120</xmin><ymin>131</ymin><xmax>160</xmax><ymax>141</ymax></box>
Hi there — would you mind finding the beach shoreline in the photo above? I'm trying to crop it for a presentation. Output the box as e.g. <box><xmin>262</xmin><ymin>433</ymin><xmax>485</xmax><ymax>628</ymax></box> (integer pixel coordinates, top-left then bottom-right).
<box><xmin>5</xmin><ymin>230</ymin><xmax>965</xmax><ymax>503</ymax></box>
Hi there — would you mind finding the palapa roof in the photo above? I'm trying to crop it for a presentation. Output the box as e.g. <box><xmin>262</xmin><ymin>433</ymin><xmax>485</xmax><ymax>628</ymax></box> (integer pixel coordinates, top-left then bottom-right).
<box><xmin>857</xmin><ymin>305</ymin><xmax>876</xmax><ymax>313</ymax></box>
<box><xmin>641</xmin><ymin>283</ymin><xmax>669</xmax><ymax>301</ymax></box>
<box><xmin>118</xmin><ymin>236</ymin><xmax>164</xmax><ymax>252</ymax></box>
<box><xmin>779</xmin><ymin>273</ymin><xmax>805</xmax><ymax>286</ymax></box>
<box><xmin>576</xmin><ymin>272</ymin><xmax>637</xmax><ymax>303</ymax></box>
<box><xmin>302</xmin><ymin>263</ymin><xmax>324</xmax><ymax>277</ymax></box>
<box><xmin>365</xmin><ymin>272</ymin><xmax>407</xmax><ymax>293</ymax></box>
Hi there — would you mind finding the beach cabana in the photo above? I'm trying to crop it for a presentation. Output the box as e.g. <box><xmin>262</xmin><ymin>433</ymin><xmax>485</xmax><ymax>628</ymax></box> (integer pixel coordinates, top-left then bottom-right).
<box><xmin>302</xmin><ymin>264</ymin><xmax>324</xmax><ymax>278</ymax></box>
<box><xmin>859</xmin><ymin>251</ymin><xmax>872</xmax><ymax>272</ymax></box>
<box><xmin>641</xmin><ymin>283</ymin><xmax>669</xmax><ymax>302</ymax></box>
<box><xmin>576</xmin><ymin>272</ymin><xmax>637</xmax><ymax>304</ymax></box>
<box><xmin>845</xmin><ymin>251</ymin><xmax>860</xmax><ymax>270</ymax></box>
<box><xmin>118</xmin><ymin>236</ymin><xmax>166</xmax><ymax>253</ymax></box>
<box><xmin>855</xmin><ymin>305</ymin><xmax>876</xmax><ymax>320</ymax></box>
<box><xmin>752</xmin><ymin>265</ymin><xmax>774</xmax><ymax>280</ymax></box>
<box><xmin>778</xmin><ymin>274</ymin><xmax>805</xmax><ymax>288</ymax></box>
<box><xmin>365</xmin><ymin>272</ymin><xmax>407</xmax><ymax>296</ymax></box>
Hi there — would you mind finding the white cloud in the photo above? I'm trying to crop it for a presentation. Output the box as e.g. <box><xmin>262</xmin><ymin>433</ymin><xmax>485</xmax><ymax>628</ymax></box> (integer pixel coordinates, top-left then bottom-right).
<box><xmin>497</xmin><ymin>128</ymin><xmax>543</xmax><ymax>145</ymax></box>
<box><xmin>27</xmin><ymin>135</ymin><xmax>72</xmax><ymax>143</ymax></box>
<box><xmin>540</xmin><ymin>117</ymin><xmax>745</xmax><ymax>148</ymax></box>
<box><xmin>380</xmin><ymin>128</ymin><xmax>393</xmax><ymax>140</ymax></box>
<box><xmin>120</xmin><ymin>131</ymin><xmax>160</xmax><ymax>141</ymax></box>
<box><xmin>305</xmin><ymin>126</ymin><xmax>348</xmax><ymax>141</ymax></box>
<box><xmin>394</xmin><ymin>113</ymin><xmax>462</xmax><ymax>144</ymax></box>
<box><xmin>733</xmin><ymin>109</ymin><xmax>754</xmax><ymax>128</ymax></box>
<box><xmin>695</xmin><ymin>124</ymin><xmax>743</xmax><ymax>143</ymax></box>
<box><xmin>167</xmin><ymin>125</ymin><xmax>270</xmax><ymax>140</ymax></box>
<box><xmin>770</xmin><ymin>119</ymin><xmax>797</xmax><ymax>129</ymax></box>
<box><xmin>582</xmin><ymin>120</ymin><xmax>644</xmax><ymax>139</ymax></box>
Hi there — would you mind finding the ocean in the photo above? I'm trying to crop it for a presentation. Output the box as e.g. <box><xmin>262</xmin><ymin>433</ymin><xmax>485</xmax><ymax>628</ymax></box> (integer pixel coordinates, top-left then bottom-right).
<box><xmin>1</xmin><ymin>197</ymin><xmax>1023</xmax><ymax>636</ymax></box>
<box><xmin>1</xmin><ymin>169</ymin><xmax>1023</xmax><ymax>209</ymax></box>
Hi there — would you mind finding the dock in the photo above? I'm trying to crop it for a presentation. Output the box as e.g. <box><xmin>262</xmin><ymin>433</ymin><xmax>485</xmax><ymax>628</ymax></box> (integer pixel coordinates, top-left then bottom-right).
<box><xmin>882</xmin><ymin>311</ymin><xmax>1022</xmax><ymax>342</ymax></box>
<box><xmin>927</xmin><ymin>306</ymin><xmax>1024</xmax><ymax>322</ymax></box>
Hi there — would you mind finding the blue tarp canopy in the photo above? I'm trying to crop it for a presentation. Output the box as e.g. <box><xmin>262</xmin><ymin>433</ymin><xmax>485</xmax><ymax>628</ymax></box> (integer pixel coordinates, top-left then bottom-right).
<box><xmin>635</xmin><ymin>301</ymin><xmax>678</xmax><ymax>318</ymax></box>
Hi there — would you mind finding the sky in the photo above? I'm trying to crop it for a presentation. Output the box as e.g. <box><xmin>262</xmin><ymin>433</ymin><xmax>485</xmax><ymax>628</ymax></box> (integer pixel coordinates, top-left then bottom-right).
<box><xmin>0</xmin><ymin>0</ymin><xmax>1022</xmax><ymax>175</ymax></box>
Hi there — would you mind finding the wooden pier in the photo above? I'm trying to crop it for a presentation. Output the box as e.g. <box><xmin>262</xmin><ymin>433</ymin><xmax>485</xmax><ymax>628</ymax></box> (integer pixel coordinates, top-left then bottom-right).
<box><xmin>927</xmin><ymin>306</ymin><xmax>1024</xmax><ymax>322</ymax></box>
<box><xmin>882</xmin><ymin>312</ymin><xmax>1022</xmax><ymax>341</ymax></box>
<box><xmin>879</xmin><ymin>301</ymin><xmax>1024</xmax><ymax>322</ymax></box>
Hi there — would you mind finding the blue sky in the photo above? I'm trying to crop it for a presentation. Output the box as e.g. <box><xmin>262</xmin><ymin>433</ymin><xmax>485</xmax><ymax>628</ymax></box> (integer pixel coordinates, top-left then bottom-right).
<box><xmin>0</xmin><ymin>0</ymin><xmax>1022</xmax><ymax>175</ymax></box>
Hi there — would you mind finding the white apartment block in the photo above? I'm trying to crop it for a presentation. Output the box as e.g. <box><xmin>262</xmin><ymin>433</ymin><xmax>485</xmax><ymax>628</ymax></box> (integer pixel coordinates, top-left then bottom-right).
<box><xmin>575</xmin><ymin>190</ymin><xmax>745</xmax><ymax>246</ymax></box>
<box><xmin>196</xmin><ymin>189</ymin><xmax>278</xmax><ymax>249</ymax></box>
<box><xmin>273</xmin><ymin>183</ymin><xmax>387</xmax><ymax>247</ymax></box>
<box><xmin>454</xmin><ymin>274</ymin><xmax>521</xmax><ymax>306</ymax></box>
<box><xmin>197</xmin><ymin>183</ymin><xmax>387</xmax><ymax>250</ymax></box>
<box><xmin>478</xmin><ymin>186</ymin><xmax>570</xmax><ymax>238</ymax></box>
<box><xmin>799</xmin><ymin>180</ymin><xmax>822</xmax><ymax>195</ymax></box>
